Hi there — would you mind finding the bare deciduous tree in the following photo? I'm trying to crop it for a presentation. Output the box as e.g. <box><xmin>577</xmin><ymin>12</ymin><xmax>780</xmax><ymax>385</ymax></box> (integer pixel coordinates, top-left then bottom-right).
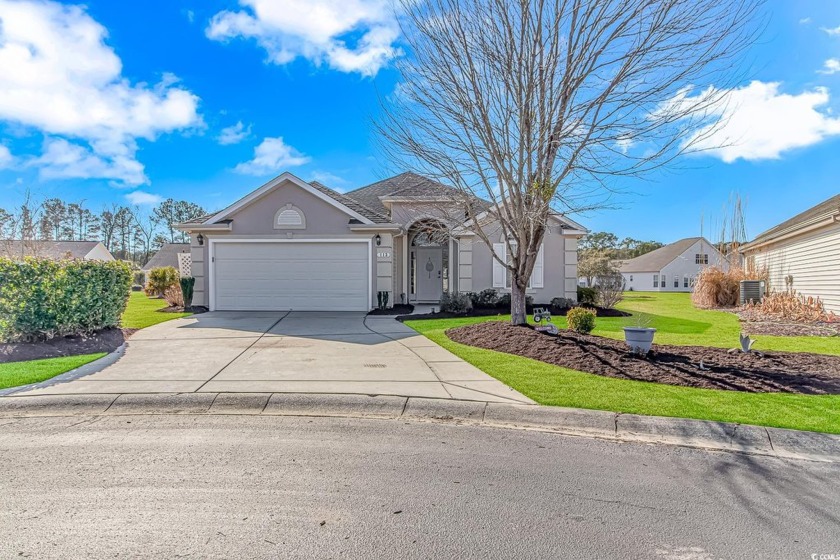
<box><xmin>379</xmin><ymin>0</ymin><xmax>762</xmax><ymax>324</ymax></box>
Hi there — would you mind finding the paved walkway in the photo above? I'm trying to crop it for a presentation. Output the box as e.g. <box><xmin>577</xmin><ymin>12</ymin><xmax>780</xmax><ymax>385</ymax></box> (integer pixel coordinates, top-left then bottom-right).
<box><xmin>15</xmin><ymin>312</ymin><xmax>533</xmax><ymax>404</ymax></box>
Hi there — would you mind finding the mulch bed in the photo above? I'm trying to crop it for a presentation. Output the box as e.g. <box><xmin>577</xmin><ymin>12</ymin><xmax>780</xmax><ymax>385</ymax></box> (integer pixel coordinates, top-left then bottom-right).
<box><xmin>399</xmin><ymin>304</ymin><xmax>629</xmax><ymax>322</ymax></box>
<box><xmin>0</xmin><ymin>328</ymin><xmax>134</xmax><ymax>364</ymax></box>
<box><xmin>368</xmin><ymin>304</ymin><xmax>415</xmax><ymax>316</ymax></box>
<box><xmin>446</xmin><ymin>321</ymin><xmax>840</xmax><ymax>394</ymax></box>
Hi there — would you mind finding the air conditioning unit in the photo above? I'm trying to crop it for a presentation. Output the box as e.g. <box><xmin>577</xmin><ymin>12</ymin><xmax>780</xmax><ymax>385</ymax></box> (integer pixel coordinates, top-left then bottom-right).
<box><xmin>739</xmin><ymin>280</ymin><xmax>766</xmax><ymax>305</ymax></box>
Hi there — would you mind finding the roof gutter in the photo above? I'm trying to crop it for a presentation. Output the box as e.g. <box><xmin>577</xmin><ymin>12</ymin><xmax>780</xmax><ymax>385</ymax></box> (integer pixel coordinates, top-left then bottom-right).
<box><xmin>348</xmin><ymin>223</ymin><xmax>403</xmax><ymax>233</ymax></box>
<box><xmin>741</xmin><ymin>211</ymin><xmax>840</xmax><ymax>252</ymax></box>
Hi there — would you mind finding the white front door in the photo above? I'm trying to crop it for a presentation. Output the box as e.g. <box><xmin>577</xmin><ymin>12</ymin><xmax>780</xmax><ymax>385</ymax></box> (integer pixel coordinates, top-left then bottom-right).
<box><xmin>415</xmin><ymin>247</ymin><xmax>443</xmax><ymax>302</ymax></box>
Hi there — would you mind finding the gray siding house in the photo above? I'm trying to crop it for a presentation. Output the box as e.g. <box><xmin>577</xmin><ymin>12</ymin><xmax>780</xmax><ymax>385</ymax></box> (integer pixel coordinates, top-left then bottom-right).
<box><xmin>176</xmin><ymin>172</ymin><xmax>586</xmax><ymax>311</ymax></box>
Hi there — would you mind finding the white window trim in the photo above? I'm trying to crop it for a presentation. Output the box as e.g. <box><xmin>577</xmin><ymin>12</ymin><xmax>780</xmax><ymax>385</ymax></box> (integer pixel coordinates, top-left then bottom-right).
<box><xmin>492</xmin><ymin>240</ymin><xmax>543</xmax><ymax>290</ymax></box>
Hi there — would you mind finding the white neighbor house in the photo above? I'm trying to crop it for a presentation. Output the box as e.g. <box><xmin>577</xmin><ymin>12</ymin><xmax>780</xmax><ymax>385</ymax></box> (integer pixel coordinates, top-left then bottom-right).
<box><xmin>619</xmin><ymin>237</ymin><xmax>726</xmax><ymax>292</ymax></box>
<box><xmin>740</xmin><ymin>193</ymin><xmax>840</xmax><ymax>314</ymax></box>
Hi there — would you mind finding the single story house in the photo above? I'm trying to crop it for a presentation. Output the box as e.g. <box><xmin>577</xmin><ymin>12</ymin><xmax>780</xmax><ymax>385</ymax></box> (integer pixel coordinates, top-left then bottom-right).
<box><xmin>619</xmin><ymin>237</ymin><xmax>726</xmax><ymax>292</ymax></box>
<box><xmin>176</xmin><ymin>172</ymin><xmax>586</xmax><ymax>312</ymax></box>
<box><xmin>0</xmin><ymin>240</ymin><xmax>114</xmax><ymax>261</ymax></box>
<box><xmin>142</xmin><ymin>243</ymin><xmax>191</xmax><ymax>276</ymax></box>
<box><xmin>740</xmin><ymin>193</ymin><xmax>840</xmax><ymax>313</ymax></box>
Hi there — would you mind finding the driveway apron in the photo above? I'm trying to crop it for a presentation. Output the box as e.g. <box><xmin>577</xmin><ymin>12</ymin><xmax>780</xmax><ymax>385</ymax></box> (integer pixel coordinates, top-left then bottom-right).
<box><xmin>15</xmin><ymin>312</ymin><xmax>533</xmax><ymax>404</ymax></box>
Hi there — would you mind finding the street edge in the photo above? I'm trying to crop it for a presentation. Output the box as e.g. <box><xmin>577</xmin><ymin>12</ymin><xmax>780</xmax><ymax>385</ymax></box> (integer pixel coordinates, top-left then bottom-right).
<box><xmin>0</xmin><ymin>392</ymin><xmax>838</xmax><ymax>462</ymax></box>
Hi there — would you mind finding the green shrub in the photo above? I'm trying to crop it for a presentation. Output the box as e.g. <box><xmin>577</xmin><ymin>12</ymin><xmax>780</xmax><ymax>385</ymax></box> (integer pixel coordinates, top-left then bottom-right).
<box><xmin>145</xmin><ymin>266</ymin><xmax>179</xmax><ymax>297</ymax></box>
<box><xmin>577</xmin><ymin>286</ymin><xmax>598</xmax><ymax>306</ymax></box>
<box><xmin>474</xmin><ymin>288</ymin><xmax>500</xmax><ymax>308</ymax></box>
<box><xmin>550</xmin><ymin>297</ymin><xmax>575</xmax><ymax>311</ymax></box>
<box><xmin>439</xmin><ymin>291</ymin><xmax>472</xmax><ymax>313</ymax></box>
<box><xmin>0</xmin><ymin>257</ymin><xmax>132</xmax><ymax>342</ymax></box>
<box><xmin>566</xmin><ymin>307</ymin><xmax>596</xmax><ymax>334</ymax></box>
<box><xmin>498</xmin><ymin>293</ymin><xmax>511</xmax><ymax>308</ymax></box>
<box><xmin>133</xmin><ymin>271</ymin><xmax>145</xmax><ymax>286</ymax></box>
<box><xmin>180</xmin><ymin>276</ymin><xmax>195</xmax><ymax>309</ymax></box>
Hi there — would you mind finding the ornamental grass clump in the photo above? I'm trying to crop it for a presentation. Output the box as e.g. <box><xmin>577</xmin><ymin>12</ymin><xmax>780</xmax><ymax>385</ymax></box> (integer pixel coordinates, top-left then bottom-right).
<box><xmin>145</xmin><ymin>266</ymin><xmax>179</xmax><ymax>298</ymax></box>
<box><xmin>566</xmin><ymin>307</ymin><xmax>596</xmax><ymax>334</ymax></box>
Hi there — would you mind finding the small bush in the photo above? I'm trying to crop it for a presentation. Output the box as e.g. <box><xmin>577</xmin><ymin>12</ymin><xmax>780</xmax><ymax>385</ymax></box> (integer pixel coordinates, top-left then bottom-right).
<box><xmin>439</xmin><ymin>291</ymin><xmax>472</xmax><ymax>313</ymax></box>
<box><xmin>180</xmin><ymin>277</ymin><xmax>195</xmax><ymax>309</ymax></box>
<box><xmin>566</xmin><ymin>307</ymin><xmax>596</xmax><ymax>334</ymax></box>
<box><xmin>474</xmin><ymin>288</ymin><xmax>500</xmax><ymax>309</ymax></box>
<box><xmin>743</xmin><ymin>290</ymin><xmax>838</xmax><ymax>323</ymax></box>
<box><xmin>498</xmin><ymin>293</ymin><xmax>511</xmax><ymax>308</ymax></box>
<box><xmin>133</xmin><ymin>271</ymin><xmax>145</xmax><ymax>286</ymax></box>
<box><xmin>577</xmin><ymin>286</ymin><xmax>597</xmax><ymax>306</ymax></box>
<box><xmin>0</xmin><ymin>257</ymin><xmax>132</xmax><ymax>342</ymax></box>
<box><xmin>131</xmin><ymin>284</ymin><xmax>143</xmax><ymax>292</ymax></box>
<box><xmin>550</xmin><ymin>297</ymin><xmax>574</xmax><ymax>311</ymax></box>
<box><xmin>145</xmin><ymin>266</ymin><xmax>179</xmax><ymax>297</ymax></box>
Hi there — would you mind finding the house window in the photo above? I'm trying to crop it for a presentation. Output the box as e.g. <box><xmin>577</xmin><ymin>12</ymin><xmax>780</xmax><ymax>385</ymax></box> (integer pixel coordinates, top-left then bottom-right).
<box><xmin>695</xmin><ymin>253</ymin><xmax>709</xmax><ymax>265</ymax></box>
<box><xmin>674</xmin><ymin>276</ymin><xmax>679</xmax><ymax>288</ymax></box>
<box><xmin>683</xmin><ymin>275</ymin><xmax>689</xmax><ymax>288</ymax></box>
<box><xmin>653</xmin><ymin>274</ymin><xmax>659</xmax><ymax>288</ymax></box>
<box><xmin>274</xmin><ymin>204</ymin><xmax>306</xmax><ymax>229</ymax></box>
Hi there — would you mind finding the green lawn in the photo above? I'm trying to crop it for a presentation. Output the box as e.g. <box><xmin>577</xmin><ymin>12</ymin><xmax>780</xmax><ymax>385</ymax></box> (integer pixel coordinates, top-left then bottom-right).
<box><xmin>0</xmin><ymin>353</ymin><xmax>106</xmax><ymax>390</ymax></box>
<box><xmin>0</xmin><ymin>292</ymin><xmax>191</xmax><ymax>390</ymax></box>
<box><xmin>121</xmin><ymin>291</ymin><xmax>192</xmax><ymax>329</ymax></box>
<box><xmin>406</xmin><ymin>292</ymin><xmax>840</xmax><ymax>434</ymax></box>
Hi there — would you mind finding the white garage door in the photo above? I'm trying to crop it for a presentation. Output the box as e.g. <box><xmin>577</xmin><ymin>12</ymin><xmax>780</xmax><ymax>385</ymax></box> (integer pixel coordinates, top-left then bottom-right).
<box><xmin>212</xmin><ymin>241</ymin><xmax>370</xmax><ymax>311</ymax></box>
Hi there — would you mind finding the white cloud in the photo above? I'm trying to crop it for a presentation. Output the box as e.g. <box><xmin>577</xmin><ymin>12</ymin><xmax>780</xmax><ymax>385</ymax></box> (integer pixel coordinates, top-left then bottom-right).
<box><xmin>823</xmin><ymin>25</ymin><xmax>840</xmax><ymax>36</ymax></box>
<box><xmin>186</xmin><ymin>10</ymin><xmax>195</xmax><ymax>23</ymax></box>
<box><xmin>676</xmin><ymin>81</ymin><xmax>840</xmax><ymax>162</ymax></box>
<box><xmin>234</xmin><ymin>137</ymin><xmax>310</xmax><ymax>175</ymax></box>
<box><xmin>0</xmin><ymin>144</ymin><xmax>13</xmax><ymax>168</ymax></box>
<box><xmin>217</xmin><ymin>121</ymin><xmax>251</xmax><ymax>145</ymax></box>
<box><xmin>34</xmin><ymin>138</ymin><xmax>146</xmax><ymax>184</ymax></box>
<box><xmin>206</xmin><ymin>0</ymin><xmax>400</xmax><ymax>76</ymax></box>
<box><xmin>799</xmin><ymin>17</ymin><xmax>811</xmax><ymax>25</ymax></box>
<box><xmin>309</xmin><ymin>170</ymin><xmax>348</xmax><ymax>187</ymax></box>
<box><xmin>0</xmin><ymin>0</ymin><xmax>202</xmax><ymax>185</ymax></box>
<box><xmin>819</xmin><ymin>58</ymin><xmax>840</xmax><ymax>75</ymax></box>
<box><xmin>125</xmin><ymin>190</ymin><xmax>163</xmax><ymax>205</ymax></box>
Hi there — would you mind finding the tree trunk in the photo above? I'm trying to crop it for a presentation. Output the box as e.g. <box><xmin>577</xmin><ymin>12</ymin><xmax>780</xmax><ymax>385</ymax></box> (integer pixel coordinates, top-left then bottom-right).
<box><xmin>510</xmin><ymin>279</ymin><xmax>528</xmax><ymax>325</ymax></box>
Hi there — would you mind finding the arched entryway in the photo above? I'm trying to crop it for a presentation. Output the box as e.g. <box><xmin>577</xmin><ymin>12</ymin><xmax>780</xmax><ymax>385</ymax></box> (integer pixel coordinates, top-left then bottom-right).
<box><xmin>408</xmin><ymin>219</ymin><xmax>449</xmax><ymax>303</ymax></box>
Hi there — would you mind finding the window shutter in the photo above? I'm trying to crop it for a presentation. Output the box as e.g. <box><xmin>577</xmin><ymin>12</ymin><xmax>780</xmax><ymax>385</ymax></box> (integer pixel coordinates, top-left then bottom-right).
<box><xmin>492</xmin><ymin>243</ymin><xmax>506</xmax><ymax>288</ymax></box>
<box><xmin>531</xmin><ymin>244</ymin><xmax>544</xmax><ymax>288</ymax></box>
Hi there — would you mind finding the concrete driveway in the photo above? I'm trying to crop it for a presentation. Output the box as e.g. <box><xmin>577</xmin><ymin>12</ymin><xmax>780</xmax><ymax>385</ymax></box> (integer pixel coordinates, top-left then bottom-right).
<box><xmin>17</xmin><ymin>312</ymin><xmax>533</xmax><ymax>404</ymax></box>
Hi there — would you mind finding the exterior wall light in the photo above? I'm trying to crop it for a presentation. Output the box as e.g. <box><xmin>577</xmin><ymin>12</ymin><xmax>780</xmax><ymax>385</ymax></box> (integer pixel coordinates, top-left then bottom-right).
<box><xmin>375</xmin><ymin>234</ymin><xmax>382</xmax><ymax>246</ymax></box>
<box><xmin>197</xmin><ymin>233</ymin><xmax>204</xmax><ymax>246</ymax></box>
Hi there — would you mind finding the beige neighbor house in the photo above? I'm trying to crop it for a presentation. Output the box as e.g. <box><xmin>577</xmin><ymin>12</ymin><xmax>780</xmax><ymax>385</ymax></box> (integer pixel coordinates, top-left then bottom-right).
<box><xmin>619</xmin><ymin>237</ymin><xmax>726</xmax><ymax>292</ymax></box>
<box><xmin>740</xmin><ymin>193</ymin><xmax>840</xmax><ymax>314</ymax></box>
<box><xmin>175</xmin><ymin>172</ymin><xmax>587</xmax><ymax>312</ymax></box>
<box><xmin>0</xmin><ymin>240</ymin><xmax>115</xmax><ymax>261</ymax></box>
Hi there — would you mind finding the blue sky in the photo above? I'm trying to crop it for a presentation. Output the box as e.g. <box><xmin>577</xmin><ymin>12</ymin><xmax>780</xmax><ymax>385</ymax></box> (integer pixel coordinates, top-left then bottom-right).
<box><xmin>0</xmin><ymin>0</ymin><xmax>838</xmax><ymax>243</ymax></box>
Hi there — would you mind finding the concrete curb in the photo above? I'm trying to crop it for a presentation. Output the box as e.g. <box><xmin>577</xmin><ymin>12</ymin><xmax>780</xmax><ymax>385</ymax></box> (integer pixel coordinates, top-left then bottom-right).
<box><xmin>1</xmin><ymin>392</ymin><xmax>838</xmax><ymax>462</ymax></box>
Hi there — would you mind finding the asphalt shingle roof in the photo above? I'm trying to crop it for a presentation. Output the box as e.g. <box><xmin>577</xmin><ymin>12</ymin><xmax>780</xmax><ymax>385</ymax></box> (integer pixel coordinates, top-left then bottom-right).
<box><xmin>0</xmin><ymin>240</ymin><xmax>103</xmax><ymax>260</ymax></box>
<box><xmin>744</xmin><ymin>193</ymin><xmax>840</xmax><ymax>247</ymax></box>
<box><xmin>618</xmin><ymin>237</ymin><xmax>707</xmax><ymax>273</ymax></box>
<box><xmin>308</xmin><ymin>181</ymin><xmax>391</xmax><ymax>223</ymax></box>
<box><xmin>143</xmin><ymin>243</ymin><xmax>191</xmax><ymax>270</ymax></box>
<box><xmin>343</xmin><ymin>172</ymin><xmax>462</xmax><ymax>217</ymax></box>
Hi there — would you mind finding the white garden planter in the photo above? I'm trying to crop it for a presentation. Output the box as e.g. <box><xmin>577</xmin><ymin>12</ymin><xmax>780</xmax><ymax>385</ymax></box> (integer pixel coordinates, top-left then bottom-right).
<box><xmin>623</xmin><ymin>327</ymin><xmax>656</xmax><ymax>355</ymax></box>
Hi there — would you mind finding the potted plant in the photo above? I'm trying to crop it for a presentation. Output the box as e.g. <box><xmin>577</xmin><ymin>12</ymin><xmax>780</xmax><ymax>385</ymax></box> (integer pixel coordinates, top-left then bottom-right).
<box><xmin>623</xmin><ymin>315</ymin><xmax>656</xmax><ymax>355</ymax></box>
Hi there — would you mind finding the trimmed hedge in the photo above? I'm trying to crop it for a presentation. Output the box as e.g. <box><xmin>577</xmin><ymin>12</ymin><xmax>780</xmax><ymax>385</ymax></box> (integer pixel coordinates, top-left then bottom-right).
<box><xmin>0</xmin><ymin>257</ymin><xmax>132</xmax><ymax>342</ymax></box>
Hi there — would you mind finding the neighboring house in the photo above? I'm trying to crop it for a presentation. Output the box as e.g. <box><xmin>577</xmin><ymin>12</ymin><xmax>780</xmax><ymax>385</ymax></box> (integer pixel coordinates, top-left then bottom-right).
<box><xmin>176</xmin><ymin>171</ymin><xmax>587</xmax><ymax>312</ymax></box>
<box><xmin>619</xmin><ymin>237</ymin><xmax>726</xmax><ymax>292</ymax></box>
<box><xmin>142</xmin><ymin>243</ymin><xmax>191</xmax><ymax>275</ymax></box>
<box><xmin>0</xmin><ymin>240</ymin><xmax>115</xmax><ymax>261</ymax></box>
<box><xmin>740</xmin><ymin>193</ymin><xmax>840</xmax><ymax>313</ymax></box>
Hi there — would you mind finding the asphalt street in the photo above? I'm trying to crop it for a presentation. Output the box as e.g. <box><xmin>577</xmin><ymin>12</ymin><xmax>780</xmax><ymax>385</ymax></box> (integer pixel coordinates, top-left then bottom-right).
<box><xmin>1</xmin><ymin>414</ymin><xmax>838</xmax><ymax>559</ymax></box>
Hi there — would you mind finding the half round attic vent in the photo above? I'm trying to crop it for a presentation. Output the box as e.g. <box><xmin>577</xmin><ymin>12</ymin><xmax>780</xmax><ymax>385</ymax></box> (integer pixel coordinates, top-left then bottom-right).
<box><xmin>274</xmin><ymin>204</ymin><xmax>306</xmax><ymax>229</ymax></box>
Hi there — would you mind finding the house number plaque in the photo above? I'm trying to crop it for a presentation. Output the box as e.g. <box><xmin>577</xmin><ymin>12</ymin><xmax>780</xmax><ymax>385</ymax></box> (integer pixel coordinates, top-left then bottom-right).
<box><xmin>377</xmin><ymin>252</ymin><xmax>391</xmax><ymax>258</ymax></box>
